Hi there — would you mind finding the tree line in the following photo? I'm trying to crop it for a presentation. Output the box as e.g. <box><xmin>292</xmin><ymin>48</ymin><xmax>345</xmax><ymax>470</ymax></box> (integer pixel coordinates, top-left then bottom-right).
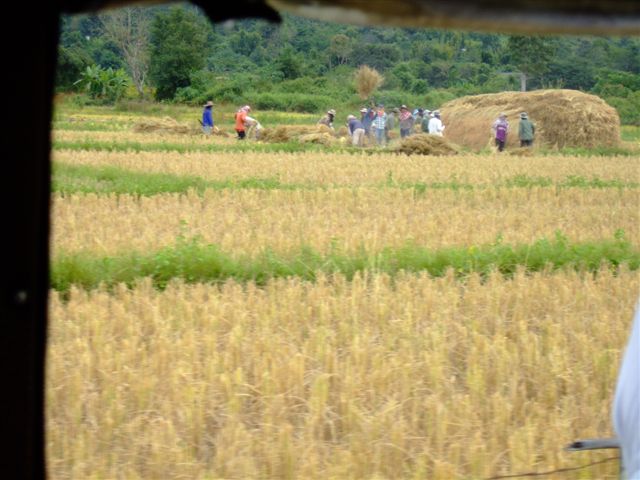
<box><xmin>57</xmin><ymin>4</ymin><xmax>639</xmax><ymax>124</ymax></box>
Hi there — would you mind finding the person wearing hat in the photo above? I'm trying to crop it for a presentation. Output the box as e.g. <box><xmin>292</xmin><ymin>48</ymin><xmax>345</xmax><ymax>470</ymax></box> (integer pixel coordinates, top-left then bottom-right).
<box><xmin>201</xmin><ymin>100</ymin><xmax>214</xmax><ymax>135</ymax></box>
<box><xmin>360</xmin><ymin>106</ymin><xmax>376</xmax><ymax>139</ymax></box>
<box><xmin>492</xmin><ymin>112</ymin><xmax>509</xmax><ymax>152</ymax></box>
<box><xmin>428</xmin><ymin>110</ymin><xmax>445</xmax><ymax>136</ymax></box>
<box><xmin>420</xmin><ymin>110</ymin><xmax>431</xmax><ymax>133</ymax></box>
<box><xmin>518</xmin><ymin>112</ymin><xmax>536</xmax><ymax>147</ymax></box>
<box><xmin>347</xmin><ymin>114</ymin><xmax>366</xmax><ymax>147</ymax></box>
<box><xmin>399</xmin><ymin>105</ymin><xmax>414</xmax><ymax>138</ymax></box>
<box><xmin>318</xmin><ymin>109</ymin><xmax>336</xmax><ymax>130</ymax></box>
<box><xmin>234</xmin><ymin>105</ymin><xmax>251</xmax><ymax>140</ymax></box>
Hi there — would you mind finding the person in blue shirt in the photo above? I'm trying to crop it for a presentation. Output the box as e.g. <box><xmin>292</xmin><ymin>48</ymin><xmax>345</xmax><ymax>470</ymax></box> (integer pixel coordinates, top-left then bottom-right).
<box><xmin>202</xmin><ymin>100</ymin><xmax>214</xmax><ymax>135</ymax></box>
<box><xmin>361</xmin><ymin>107</ymin><xmax>375</xmax><ymax>139</ymax></box>
<box><xmin>347</xmin><ymin>114</ymin><xmax>365</xmax><ymax>147</ymax></box>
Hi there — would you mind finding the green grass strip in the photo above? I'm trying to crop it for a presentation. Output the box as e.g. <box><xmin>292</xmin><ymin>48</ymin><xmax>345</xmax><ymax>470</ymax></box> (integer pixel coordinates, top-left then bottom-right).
<box><xmin>54</xmin><ymin>163</ymin><xmax>638</xmax><ymax>196</ymax></box>
<box><xmin>53</xmin><ymin>163</ymin><xmax>306</xmax><ymax>195</ymax></box>
<box><xmin>51</xmin><ymin>234</ymin><xmax>639</xmax><ymax>292</ymax></box>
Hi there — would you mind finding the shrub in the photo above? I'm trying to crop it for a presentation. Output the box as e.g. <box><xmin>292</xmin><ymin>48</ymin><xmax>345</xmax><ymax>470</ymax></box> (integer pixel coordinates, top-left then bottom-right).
<box><xmin>73</xmin><ymin>65</ymin><xmax>130</xmax><ymax>104</ymax></box>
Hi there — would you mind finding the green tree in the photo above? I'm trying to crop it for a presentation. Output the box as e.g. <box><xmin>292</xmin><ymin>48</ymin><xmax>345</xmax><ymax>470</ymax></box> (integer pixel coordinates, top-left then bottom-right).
<box><xmin>351</xmin><ymin>44</ymin><xmax>401</xmax><ymax>71</ymax></box>
<box><xmin>276</xmin><ymin>46</ymin><xmax>304</xmax><ymax>80</ymax></box>
<box><xmin>229</xmin><ymin>31</ymin><xmax>261</xmax><ymax>57</ymax></box>
<box><xmin>507</xmin><ymin>36</ymin><xmax>553</xmax><ymax>91</ymax></box>
<box><xmin>100</xmin><ymin>7</ymin><xmax>151</xmax><ymax>98</ymax></box>
<box><xmin>56</xmin><ymin>45</ymin><xmax>92</xmax><ymax>90</ymax></box>
<box><xmin>328</xmin><ymin>34</ymin><xmax>352</xmax><ymax>68</ymax></box>
<box><xmin>149</xmin><ymin>7</ymin><xmax>208</xmax><ymax>100</ymax></box>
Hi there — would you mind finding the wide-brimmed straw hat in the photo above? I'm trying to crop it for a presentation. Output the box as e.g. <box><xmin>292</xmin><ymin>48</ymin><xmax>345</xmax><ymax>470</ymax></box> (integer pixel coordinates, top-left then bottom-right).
<box><xmin>328</xmin><ymin>109</ymin><xmax>336</xmax><ymax>116</ymax></box>
<box><xmin>360</xmin><ymin>107</ymin><xmax>368</xmax><ymax>113</ymax></box>
<box><xmin>520</xmin><ymin>112</ymin><xmax>528</xmax><ymax>119</ymax></box>
<box><xmin>203</xmin><ymin>101</ymin><xmax>213</xmax><ymax>107</ymax></box>
<box><xmin>400</xmin><ymin>105</ymin><xmax>408</xmax><ymax>110</ymax></box>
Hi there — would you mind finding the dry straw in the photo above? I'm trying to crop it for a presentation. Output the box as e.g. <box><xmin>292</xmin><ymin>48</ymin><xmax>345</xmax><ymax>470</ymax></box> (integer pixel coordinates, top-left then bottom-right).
<box><xmin>354</xmin><ymin>65</ymin><xmax>384</xmax><ymax>100</ymax></box>
<box><xmin>132</xmin><ymin>116</ymin><xmax>194</xmax><ymax>135</ymax></box>
<box><xmin>132</xmin><ymin>117</ymin><xmax>230</xmax><ymax>137</ymax></box>
<box><xmin>440</xmin><ymin>89</ymin><xmax>621</xmax><ymax>151</ymax></box>
<box><xmin>394</xmin><ymin>133</ymin><xmax>459</xmax><ymax>156</ymax></box>
<box><xmin>260</xmin><ymin>124</ymin><xmax>338</xmax><ymax>144</ymax></box>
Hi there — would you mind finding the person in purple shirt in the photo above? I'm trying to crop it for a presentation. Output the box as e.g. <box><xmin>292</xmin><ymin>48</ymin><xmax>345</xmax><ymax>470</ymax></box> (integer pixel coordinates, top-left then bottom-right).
<box><xmin>492</xmin><ymin>113</ymin><xmax>509</xmax><ymax>152</ymax></box>
<box><xmin>202</xmin><ymin>100</ymin><xmax>214</xmax><ymax>135</ymax></box>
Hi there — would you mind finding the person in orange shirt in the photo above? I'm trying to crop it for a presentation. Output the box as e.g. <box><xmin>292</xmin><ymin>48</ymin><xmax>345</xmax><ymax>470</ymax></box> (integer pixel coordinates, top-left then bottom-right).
<box><xmin>235</xmin><ymin>105</ymin><xmax>251</xmax><ymax>139</ymax></box>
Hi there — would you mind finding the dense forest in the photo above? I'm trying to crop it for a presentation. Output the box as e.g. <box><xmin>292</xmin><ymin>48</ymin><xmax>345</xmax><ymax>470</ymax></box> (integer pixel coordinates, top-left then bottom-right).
<box><xmin>57</xmin><ymin>4</ymin><xmax>639</xmax><ymax>123</ymax></box>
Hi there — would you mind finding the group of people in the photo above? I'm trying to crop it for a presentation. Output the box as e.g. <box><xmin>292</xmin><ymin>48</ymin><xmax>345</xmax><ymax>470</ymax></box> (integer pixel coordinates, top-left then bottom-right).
<box><xmin>326</xmin><ymin>104</ymin><xmax>446</xmax><ymax>147</ymax></box>
<box><xmin>201</xmin><ymin>101</ymin><xmax>263</xmax><ymax>140</ymax></box>
<box><xmin>202</xmin><ymin>100</ymin><xmax>536</xmax><ymax>151</ymax></box>
<box><xmin>492</xmin><ymin>112</ymin><xmax>536</xmax><ymax>151</ymax></box>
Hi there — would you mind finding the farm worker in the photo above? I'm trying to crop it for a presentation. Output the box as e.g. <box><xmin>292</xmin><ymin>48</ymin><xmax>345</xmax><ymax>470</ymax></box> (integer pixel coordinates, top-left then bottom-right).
<box><xmin>421</xmin><ymin>110</ymin><xmax>432</xmax><ymax>133</ymax></box>
<box><xmin>428</xmin><ymin>110</ymin><xmax>445</xmax><ymax>136</ymax></box>
<box><xmin>372</xmin><ymin>104</ymin><xmax>387</xmax><ymax>145</ymax></box>
<box><xmin>234</xmin><ymin>105</ymin><xmax>251</xmax><ymax>140</ymax></box>
<box><xmin>360</xmin><ymin>107</ymin><xmax>373</xmax><ymax>137</ymax></box>
<box><xmin>201</xmin><ymin>100</ymin><xmax>214</xmax><ymax>135</ymax></box>
<box><xmin>613</xmin><ymin>300</ymin><xmax>640</xmax><ymax>479</ymax></box>
<box><xmin>414</xmin><ymin>108</ymin><xmax>425</xmax><ymax>127</ymax></box>
<box><xmin>399</xmin><ymin>105</ymin><xmax>414</xmax><ymax>138</ymax></box>
<box><xmin>385</xmin><ymin>107</ymin><xmax>397</xmax><ymax>142</ymax></box>
<box><xmin>318</xmin><ymin>109</ymin><xmax>336</xmax><ymax>129</ymax></box>
<box><xmin>347</xmin><ymin>114</ymin><xmax>366</xmax><ymax>147</ymax></box>
<box><xmin>518</xmin><ymin>112</ymin><xmax>536</xmax><ymax>147</ymax></box>
<box><xmin>492</xmin><ymin>113</ymin><xmax>509</xmax><ymax>152</ymax></box>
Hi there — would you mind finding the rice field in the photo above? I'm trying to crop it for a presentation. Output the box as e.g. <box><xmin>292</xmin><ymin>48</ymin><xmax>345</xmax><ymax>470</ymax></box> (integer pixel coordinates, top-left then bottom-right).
<box><xmin>47</xmin><ymin>106</ymin><xmax>640</xmax><ymax>479</ymax></box>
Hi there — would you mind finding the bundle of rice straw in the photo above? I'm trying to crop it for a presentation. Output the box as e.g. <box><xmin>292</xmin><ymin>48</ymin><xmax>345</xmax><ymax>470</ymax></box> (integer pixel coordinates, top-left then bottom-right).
<box><xmin>393</xmin><ymin>134</ymin><xmax>459</xmax><ymax>156</ymax></box>
<box><xmin>336</xmin><ymin>126</ymin><xmax>350</xmax><ymax>138</ymax></box>
<box><xmin>132</xmin><ymin>116</ymin><xmax>193</xmax><ymax>135</ymax></box>
<box><xmin>440</xmin><ymin>89</ymin><xmax>620</xmax><ymax>151</ymax></box>
<box><xmin>212</xmin><ymin>126</ymin><xmax>232</xmax><ymax>137</ymax></box>
<box><xmin>260</xmin><ymin>124</ymin><xmax>334</xmax><ymax>143</ymax></box>
<box><xmin>354</xmin><ymin>65</ymin><xmax>384</xmax><ymax>100</ymax></box>
<box><xmin>298</xmin><ymin>133</ymin><xmax>337</xmax><ymax>146</ymax></box>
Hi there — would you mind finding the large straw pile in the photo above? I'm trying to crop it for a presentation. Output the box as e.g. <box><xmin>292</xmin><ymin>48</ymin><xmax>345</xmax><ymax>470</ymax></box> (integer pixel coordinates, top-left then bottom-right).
<box><xmin>355</xmin><ymin>65</ymin><xmax>384</xmax><ymax>100</ymax></box>
<box><xmin>260</xmin><ymin>124</ymin><xmax>337</xmax><ymax>144</ymax></box>
<box><xmin>393</xmin><ymin>134</ymin><xmax>459</xmax><ymax>156</ymax></box>
<box><xmin>440</xmin><ymin>89</ymin><xmax>620</xmax><ymax>150</ymax></box>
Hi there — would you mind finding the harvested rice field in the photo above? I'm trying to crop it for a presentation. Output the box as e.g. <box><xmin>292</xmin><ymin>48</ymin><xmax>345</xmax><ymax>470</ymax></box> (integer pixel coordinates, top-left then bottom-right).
<box><xmin>47</xmin><ymin>106</ymin><xmax>640</xmax><ymax>479</ymax></box>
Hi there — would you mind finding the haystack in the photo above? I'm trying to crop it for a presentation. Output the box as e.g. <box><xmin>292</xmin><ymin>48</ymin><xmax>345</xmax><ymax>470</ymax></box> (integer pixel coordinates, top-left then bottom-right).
<box><xmin>260</xmin><ymin>124</ymin><xmax>335</xmax><ymax>143</ymax></box>
<box><xmin>132</xmin><ymin>116</ymin><xmax>193</xmax><ymax>135</ymax></box>
<box><xmin>393</xmin><ymin>134</ymin><xmax>459</xmax><ymax>156</ymax></box>
<box><xmin>355</xmin><ymin>65</ymin><xmax>384</xmax><ymax>100</ymax></box>
<box><xmin>298</xmin><ymin>133</ymin><xmax>337</xmax><ymax>146</ymax></box>
<box><xmin>440</xmin><ymin>89</ymin><xmax>620</xmax><ymax>150</ymax></box>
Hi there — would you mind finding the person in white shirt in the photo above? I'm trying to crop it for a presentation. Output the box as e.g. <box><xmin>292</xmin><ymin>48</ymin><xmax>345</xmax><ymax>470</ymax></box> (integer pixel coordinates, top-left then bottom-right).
<box><xmin>613</xmin><ymin>300</ymin><xmax>640</xmax><ymax>479</ymax></box>
<box><xmin>428</xmin><ymin>110</ymin><xmax>445</xmax><ymax>136</ymax></box>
